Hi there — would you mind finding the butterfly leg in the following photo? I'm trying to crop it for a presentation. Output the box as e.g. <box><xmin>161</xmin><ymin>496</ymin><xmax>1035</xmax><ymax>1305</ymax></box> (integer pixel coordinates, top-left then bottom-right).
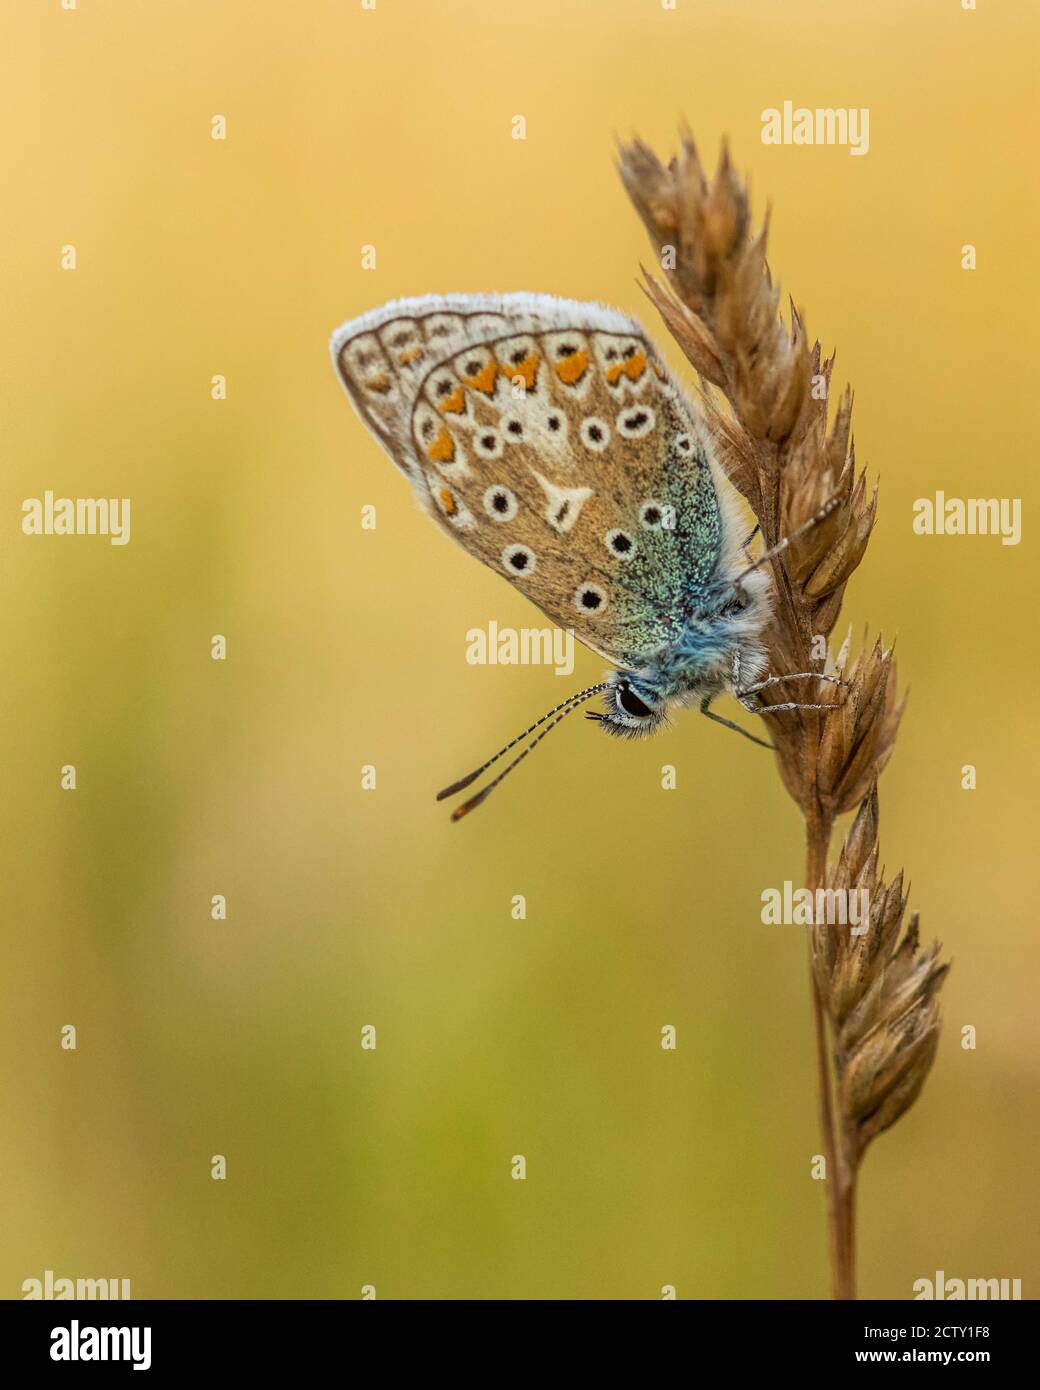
<box><xmin>742</xmin><ymin>697</ymin><xmax>842</xmax><ymax>714</ymax></box>
<box><xmin>731</xmin><ymin>484</ymin><xmax>848</xmax><ymax>588</ymax></box>
<box><xmin>700</xmin><ymin>695</ymin><xmax>776</xmax><ymax>751</ymax></box>
<box><xmin>736</xmin><ymin>671</ymin><xmax>846</xmax><ymax>698</ymax></box>
<box><xmin>740</xmin><ymin>522</ymin><xmax>761</xmax><ymax>553</ymax></box>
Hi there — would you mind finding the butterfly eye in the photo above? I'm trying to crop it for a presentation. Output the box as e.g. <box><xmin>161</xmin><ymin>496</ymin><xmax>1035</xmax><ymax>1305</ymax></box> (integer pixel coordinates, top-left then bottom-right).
<box><xmin>617</xmin><ymin>685</ymin><xmax>653</xmax><ymax>718</ymax></box>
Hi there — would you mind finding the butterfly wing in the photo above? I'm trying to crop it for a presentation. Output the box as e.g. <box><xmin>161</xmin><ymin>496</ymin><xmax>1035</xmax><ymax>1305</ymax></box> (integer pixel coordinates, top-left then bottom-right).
<box><xmin>331</xmin><ymin>294</ymin><xmax>728</xmax><ymax>668</ymax></box>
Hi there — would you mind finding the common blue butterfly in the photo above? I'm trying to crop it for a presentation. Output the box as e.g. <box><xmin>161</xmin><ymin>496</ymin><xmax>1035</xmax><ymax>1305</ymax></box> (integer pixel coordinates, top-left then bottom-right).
<box><xmin>331</xmin><ymin>293</ymin><xmax>841</xmax><ymax>817</ymax></box>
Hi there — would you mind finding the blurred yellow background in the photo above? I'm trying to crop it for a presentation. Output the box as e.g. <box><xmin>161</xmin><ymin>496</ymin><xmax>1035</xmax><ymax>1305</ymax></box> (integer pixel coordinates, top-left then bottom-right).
<box><xmin>2</xmin><ymin>0</ymin><xmax>1037</xmax><ymax>1300</ymax></box>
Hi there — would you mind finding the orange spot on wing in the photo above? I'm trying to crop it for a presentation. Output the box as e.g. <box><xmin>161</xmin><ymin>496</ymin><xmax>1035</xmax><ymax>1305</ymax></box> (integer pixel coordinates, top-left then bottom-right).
<box><xmin>398</xmin><ymin>346</ymin><xmax>423</xmax><ymax>364</ymax></box>
<box><xmin>366</xmin><ymin>373</ymin><xmax>391</xmax><ymax>394</ymax></box>
<box><xmin>501</xmin><ymin>354</ymin><xmax>539</xmax><ymax>389</ymax></box>
<box><xmin>554</xmin><ymin>350</ymin><xmax>588</xmax><ymax>385</ymax></box>
<box><xmin>438</xmin><ymin>488</ymin><xmax>457</xmax><ymax>516</ymax></box>
<box><xmin>464</xmin><ymin>360</ymin><xmax>499</xmax><ymax>395</ymax></box>
<box><xmin>606</xmin><ymin>351</ymin><xmax>647</xmax><ymax>384</ymax></box>
<box><xmin>437</xmin><ymin>386</ymin><xmax>466</xmax><ymax>414</ymax></box>
<box><xmin>427</xmin><ymin>427</ymin><xmax>455</xmax><ymax>463</ymax></box>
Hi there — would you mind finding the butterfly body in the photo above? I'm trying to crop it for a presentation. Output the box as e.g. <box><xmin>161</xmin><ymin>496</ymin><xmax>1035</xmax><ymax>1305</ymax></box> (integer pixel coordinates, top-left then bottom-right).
<box><xmin>331</xmin><ymin>293</ymin><xmax>771</xmax><ymax>741</ymax></box>
<box><xmin>599</xmin><ymin>577</ymin><xmax>772</xmax><ymax>737</ymax></box>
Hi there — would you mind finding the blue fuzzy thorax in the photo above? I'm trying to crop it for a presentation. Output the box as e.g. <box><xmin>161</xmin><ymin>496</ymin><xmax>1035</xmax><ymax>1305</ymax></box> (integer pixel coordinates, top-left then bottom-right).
<box><xmin>594</xmin><ymin>569</ymin><xmax>772</xmax><ymax>737</ymax></box>
<box><xmin>646</xmin><ymin>572</ymin><xmax>770</xmax><ymax>696</ymax></box>
<box><xmin>654</xmin><ymin>612</ymin><xmax>749</xmax><ymax>693</ymax></box>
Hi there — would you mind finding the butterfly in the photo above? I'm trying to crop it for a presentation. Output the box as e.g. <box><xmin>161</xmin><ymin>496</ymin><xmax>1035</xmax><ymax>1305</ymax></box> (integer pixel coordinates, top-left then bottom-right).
<box><xmin>330</xmin><ymin>293</ymin><xmax>841</xmax><ymax>819</ymax></box>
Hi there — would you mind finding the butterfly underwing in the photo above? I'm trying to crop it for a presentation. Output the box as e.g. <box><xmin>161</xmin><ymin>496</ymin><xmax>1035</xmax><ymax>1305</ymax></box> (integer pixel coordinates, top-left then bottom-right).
<box><xmin>330</xmin><ymin>293</ymin><xmax>782</xmax><ymax>812</ymax></box>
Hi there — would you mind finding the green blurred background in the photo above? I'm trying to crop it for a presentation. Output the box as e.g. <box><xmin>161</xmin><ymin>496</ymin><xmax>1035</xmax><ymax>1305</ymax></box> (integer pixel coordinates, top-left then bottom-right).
<box><xmin>2</xmin><ymin>0</ymin><xmax>1037</xmax><ymax>1299</ymax></box>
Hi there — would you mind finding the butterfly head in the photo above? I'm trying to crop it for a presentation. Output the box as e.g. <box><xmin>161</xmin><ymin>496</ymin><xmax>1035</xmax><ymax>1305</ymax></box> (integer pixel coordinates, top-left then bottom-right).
<box><xmin>589</xmin><ymin>672</ymin><xmax>669</xmax><ymax>739</ymax></box>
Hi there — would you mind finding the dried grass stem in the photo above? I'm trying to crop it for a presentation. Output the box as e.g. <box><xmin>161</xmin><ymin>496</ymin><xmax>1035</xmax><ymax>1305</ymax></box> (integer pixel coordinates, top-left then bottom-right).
<box><xmin>619</xmin><ymin>129</ymin><xmax>949</xmax><ymax>1299</ymax></box>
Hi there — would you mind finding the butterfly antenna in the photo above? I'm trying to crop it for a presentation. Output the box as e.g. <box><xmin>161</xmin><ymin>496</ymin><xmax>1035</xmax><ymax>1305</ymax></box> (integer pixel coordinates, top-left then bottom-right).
<box><xmin>447</xmin><ymin>699</ymin><xmax>597</xmax><ymax>822</ymax></box>
<box><xmin>436</xmin><ymin>682</ymin><xmax>610</xmax><ymax>820</ymax></box>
